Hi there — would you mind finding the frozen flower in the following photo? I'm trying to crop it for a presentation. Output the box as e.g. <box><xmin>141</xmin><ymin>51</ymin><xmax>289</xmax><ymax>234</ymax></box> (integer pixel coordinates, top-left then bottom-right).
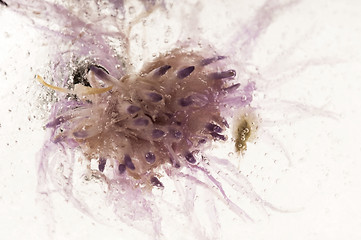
<box><xmin>3</xmin><ymin>0</ymin><xmax>336</xmax><ymax>239</ymax></box>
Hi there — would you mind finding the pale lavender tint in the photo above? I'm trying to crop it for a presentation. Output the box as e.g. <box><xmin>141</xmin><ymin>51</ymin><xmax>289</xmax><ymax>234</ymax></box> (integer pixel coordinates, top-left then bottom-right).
<box><xmin>5</xmin><ymin>0</ymin><xmax>305</xmax><ymax>239</ymax></box>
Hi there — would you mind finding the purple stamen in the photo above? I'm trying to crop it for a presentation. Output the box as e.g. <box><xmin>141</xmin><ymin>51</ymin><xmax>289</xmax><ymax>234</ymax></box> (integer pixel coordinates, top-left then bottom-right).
<box><xmin>205</xmin><ymin>123</ymin><xmax>223</xmax><ymax>133</ymax></box>
<box><xmin>179</xmin><ymin>96</ymin><xmax>193</xmax><ymax>107</ymax></box>
<box><xmin>223</xmin><ymin>83</ymin><xmax>241</xmax><ymax>92</ymax></box>
<box><xmin>210</xmin><ymin>132</ymin><xmax>226</xmax><ymax>141</ymax></box>
<box><xmin>150</xmin><ymin>176</ymin><xmax>164</xmax><ymax>188</ymax></box>
<box><xmin>210</xmin><ymin>70</ymin><xmax>236</xmax><ymax>80</ymax></box>
<box><xmin>98</xmin><ymin>157</ymin><xmax>106</xmax><ymax>172</ymax></box>
<box><xmin>127</xmin><ymin>105</ymin><xmax>141</xmax><ymax>114</ymax></box>
<box><xmin>134</xmin><ymin>118</ymin><xmax>149</xmax><ymax>126</ymax></box>
<box><xmin>147</xmin><ymin>92</ymin><xmax>163</xmax><ymax>102</ymax></box>
<box><xmin>185</xmin><ymin>152</ymin><xmax>196</xmax><ymax>164</ymax></box>
<box><xmin>177</xmin><ymin>66</ymin><xmax>195</xmax><ymax>79</ymax></box>
<box><xmin>124</xmin><ymin>154</ymin><xmax>135</xmax><ymax>170</ymax></box>
<box><xmin>200</xmin><ymin>56</ymin><xmax>226</xmax><ymax>66</ymax></box>
<box><xmin>118</xmin><ymin>164</ymin><xmax>126</xmax><ymax>174</ymax></box>
<box><xmin>145</xmin><ymin>152</ymin><xmax>156</xmax><ymax>164</ymax></box>
<box><xmin>154</xmin><ymin>65</ymin><xmax>171</xmax><ymax>76</ymax></box>
<box><xmin>152</xmin><ymin>129</ymin><xmax>165</xmax><ymax>138</ymax></box>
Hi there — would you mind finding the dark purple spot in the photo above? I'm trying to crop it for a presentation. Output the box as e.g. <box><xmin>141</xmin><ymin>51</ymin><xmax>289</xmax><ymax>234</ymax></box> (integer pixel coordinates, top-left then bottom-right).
<box><xmin>145</xmin><ymin>152</ymin><xmax>156</xmax><ymax>164</ymax></box>
<box><xmin>169</xmin><ymin>129</ymin><xmax>182</xmax><ymax>139</ymax></box>
<box><xmin>179</xmin><ymin>96</ymin><xmax>193</xmax><ymax>107</ymax></box>
<box><xmin>152</xmin><ymin>129</ymin><xmax>165</xmax><ymax>138</ymax></box>
<box><xmin>124</xmin><ymin>154</ymin><xmax>135</xmax><ymax>170</ymax></box>
<box><xmin>0</xmin><ymin>0</ymin><xmax>8</xmax><ymax>7</ymax></box>
<box><xmin>154</xmin><ymin>65</ymin><xmax>171</xmax><ymax>76</ymax></box>
<box><xmin>147</xmin><ymin>92</ymin><xmax>163</xmax><ymax>102</ymax></box>
<box><xmin>118</xmin><ymin>164</ymin><xmax>126</xmax><ymax>174</ymax></box>
<box><xmin>205</xmin><ymin>123</ymin><xmax>223</xmax><ymax>133</ymax></box>
<box><xmin>210</xmin><ymin>132</ymin><xmax>226</xmax><ymax>141</ymax></box>
<box><xmin>150</xmin><ymin>176</ymin><xmax>164</xmax><ymax>188</ymax></box>
<box><xmin>177</xmin><ymin>66</ymin><xmax>195</xmax><ymax>79</ymax></box>
<box><xmin>185</xmin><ymin>152</ymin><xmax>196</xmax><ymax>164</ymax></box>
<box><xmin>198</xmin><ymin>139</ymin><xmax>207</xmax><ymax>144</ymax></box>
<box><xmin>89</xmin><ymin>65</ymin><xmax>109</xmax><ymax>79</ymax></box>
<box><xmin>134</xmin><ymin>118</ymin><xmax>149</xmax><ymax>126</ymax></box>
<box><xmin>223</xmin><ymin>83</ymin><xmax>241</xmax><ymax>92</ymax></box>
<box><xmin>73</xmin><ymin>131</ymin><xmax>88</xmax><ymax>138</ymax></box>
<box><xmin>210</xmin><ymin>70</ymin><xmax>236</xmax><ymax>80</ymax></box>
<box><xmin>127</xmin><ymin>105</ymin><xmax>141</xmax><ymax>114</ymax></box>
<box><xmin>98</xmin><ymin>158</ymin><xmax>106</xmax><ymax>172</ymax></box>
<box><xmin>200</xmin><ymin>56</ymin><xmax>226</xmax><ymax>66</ymax></box>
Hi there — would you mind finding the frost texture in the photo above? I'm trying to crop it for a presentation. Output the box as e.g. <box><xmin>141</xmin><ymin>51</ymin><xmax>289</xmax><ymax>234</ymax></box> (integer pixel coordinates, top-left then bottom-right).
<box><xmin>8</xmin><ymin>0</ymin><xmax>304</xmax><ymax>239</ymax></box>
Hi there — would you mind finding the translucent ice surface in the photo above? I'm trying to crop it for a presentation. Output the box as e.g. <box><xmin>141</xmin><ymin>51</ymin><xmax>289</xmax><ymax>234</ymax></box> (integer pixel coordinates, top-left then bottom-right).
<box><xmin>1</xmin><ymin>0</ymin><xmax>361</xmax><ymax>239</ymax></box>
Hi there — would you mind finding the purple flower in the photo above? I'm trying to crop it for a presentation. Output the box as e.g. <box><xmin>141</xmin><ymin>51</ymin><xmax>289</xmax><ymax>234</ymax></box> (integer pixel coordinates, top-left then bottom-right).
<box><xmin>8</xmin><ymin>0</ymin><xmax>308</xmax><ymax>239</ymax></box>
